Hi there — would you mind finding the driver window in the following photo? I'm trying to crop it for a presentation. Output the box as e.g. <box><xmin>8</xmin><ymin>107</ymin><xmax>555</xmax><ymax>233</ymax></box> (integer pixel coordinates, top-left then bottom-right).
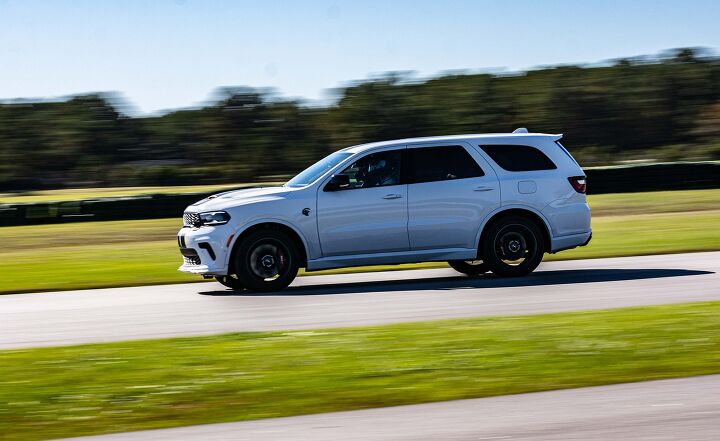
<box><xmin>338</xmin><ymin>150</ymin><xmax>401</xmax><ymax>189</ymax></box>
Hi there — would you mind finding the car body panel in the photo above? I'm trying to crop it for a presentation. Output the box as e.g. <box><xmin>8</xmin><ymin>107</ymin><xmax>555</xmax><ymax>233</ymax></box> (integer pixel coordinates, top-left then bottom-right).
<box><xmin>316</xmin><ymin>183</ymin><xmax>410</xmax><ymax>256</ymax></box>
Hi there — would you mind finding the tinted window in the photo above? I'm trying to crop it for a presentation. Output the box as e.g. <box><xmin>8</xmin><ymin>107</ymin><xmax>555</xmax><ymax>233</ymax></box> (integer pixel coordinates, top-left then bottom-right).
<box><xmin>405</xmin><ymin>145</ymin><xmax>484</xmax><ymax>184</ymax></box>
<box><xmin>336</xmin><ymin>150</ymin><xmax>402</xmax><ymax>189</ymax></box>
<box><xmin>479</xmin><ymin>145</ymin><xmax>556</xmax><ymax>171</ymax></box>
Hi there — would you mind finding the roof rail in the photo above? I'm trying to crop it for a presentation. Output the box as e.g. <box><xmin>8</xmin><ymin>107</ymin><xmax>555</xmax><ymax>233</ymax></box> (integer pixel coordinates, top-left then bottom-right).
<box><xmin>512</xmin><ymin>127</ymin><xmax>529</xmax><ymax>134</ymax></box>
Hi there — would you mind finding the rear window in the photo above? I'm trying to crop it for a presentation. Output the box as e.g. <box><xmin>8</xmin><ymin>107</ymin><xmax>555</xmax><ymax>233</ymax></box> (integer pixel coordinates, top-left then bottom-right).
<box><xmin>405</xmin><ymin>146</ymin><xmax>484</xmax><ymax>183</ymax></box>
<box><xmin>479</xmin><ymin>145</ymin><xmax>557</xmax><ymax>171</ymax></box>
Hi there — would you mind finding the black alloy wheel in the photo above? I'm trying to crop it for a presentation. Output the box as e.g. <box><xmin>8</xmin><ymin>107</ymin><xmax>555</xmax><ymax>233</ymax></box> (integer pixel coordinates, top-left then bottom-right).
<box><xmin>482</xmin><ymin>215</ymin><xmax>544</xmax><ymax>277</ymax></box>
<box><xmin>234</xmin><ymin>230</ymin><xmax>299</xmax><ymax>292</ymax></box>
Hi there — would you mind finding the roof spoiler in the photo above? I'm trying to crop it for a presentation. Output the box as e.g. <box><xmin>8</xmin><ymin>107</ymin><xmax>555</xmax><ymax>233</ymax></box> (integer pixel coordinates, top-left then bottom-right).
<box><xmin>513</xmin><ymin>127</ymin><xmax>563</xmax><ymax>141</ymax></box>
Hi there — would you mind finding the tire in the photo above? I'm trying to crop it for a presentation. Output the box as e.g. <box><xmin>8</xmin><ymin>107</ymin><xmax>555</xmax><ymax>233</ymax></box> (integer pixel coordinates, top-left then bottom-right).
<box><xmin>215</xmin><ymin>275</ymin><xmax>244</xmax><ymax>290</ymax></box>
<box><xmin>482</xmin><ymin>215</ymin><xmax>545</xmax><ymax>277</ymax></box>
<box><xmin>234</xmin><ymin>229</ymin><xmax>299</xmax><ymax>292</ymax></box>
<box><xmin>448</xmin><ymin>260</ymin><xmax>489</xmax><ymax>276</ymax></box>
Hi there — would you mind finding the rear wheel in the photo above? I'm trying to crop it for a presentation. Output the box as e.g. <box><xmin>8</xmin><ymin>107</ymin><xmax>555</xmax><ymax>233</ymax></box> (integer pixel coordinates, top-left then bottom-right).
<box><xmin>448</xmin><ymin>260</ymin><xmax>489</xmax><ymax>276</ymax></box>
<box><xmin>482</xmin><ymin>215</ymin><xmax>544</xmax><ymax>277</ymax></box>
<box><xmin>234</xmin><ymin>230</ymin><xmax>299</xmax><ymax>292</ymax></box>
<box><xmin>215</xmin><ymin>275</ymin><xmax>244</xmax><ymax>290</ymax></box>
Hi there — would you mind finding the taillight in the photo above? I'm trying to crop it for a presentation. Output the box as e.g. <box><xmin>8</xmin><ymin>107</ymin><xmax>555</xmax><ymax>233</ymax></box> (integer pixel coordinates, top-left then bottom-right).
<box><xmin>568</xmin><ymin>176</ymin><xmax>587</xmax><ymax>193</ymax></box>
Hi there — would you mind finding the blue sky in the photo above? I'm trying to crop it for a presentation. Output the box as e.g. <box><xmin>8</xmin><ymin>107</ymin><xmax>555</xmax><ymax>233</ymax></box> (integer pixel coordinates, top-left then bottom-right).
<box><xmin>1</xmin><ymin>0</ymin><xmax>718</xmax><ymax>114</ymax></box>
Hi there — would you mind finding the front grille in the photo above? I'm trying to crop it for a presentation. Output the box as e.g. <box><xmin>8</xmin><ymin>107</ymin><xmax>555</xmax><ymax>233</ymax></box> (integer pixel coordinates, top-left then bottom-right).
<box><xmin>183</xmin><ymin>212</ymin><xmax>200</xmax><ymax>227</ymax></box>
<box><xmin>183</xmin><ymin>255</ymin><xmax>201</xmax><ymax>266</ymax></box>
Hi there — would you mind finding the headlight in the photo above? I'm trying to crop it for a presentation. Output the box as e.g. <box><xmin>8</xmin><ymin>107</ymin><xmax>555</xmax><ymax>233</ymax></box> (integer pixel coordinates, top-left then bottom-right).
<box><xmin>197</xmin><ymin>211</ymin><xmax>231</xmax><ymax>226</ymax></box>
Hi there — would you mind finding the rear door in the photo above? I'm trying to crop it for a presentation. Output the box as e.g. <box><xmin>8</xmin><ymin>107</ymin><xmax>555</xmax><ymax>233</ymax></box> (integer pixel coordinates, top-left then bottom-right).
<box><xmin>405</xmin><ymin>143</ymin><xmax>500</xmax><ymax>250</ymax></box>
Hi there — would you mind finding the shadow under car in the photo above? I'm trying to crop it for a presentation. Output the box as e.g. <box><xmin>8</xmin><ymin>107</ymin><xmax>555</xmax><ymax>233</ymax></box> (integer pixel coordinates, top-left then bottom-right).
<box><xmin>198</xmin><ymin>267</ymin><xmax>713</xmax><ymax>297</ymax></box>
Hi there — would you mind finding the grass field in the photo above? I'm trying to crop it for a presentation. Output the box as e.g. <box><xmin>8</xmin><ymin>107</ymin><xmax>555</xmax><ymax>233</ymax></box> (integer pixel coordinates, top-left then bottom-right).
<box><xmin>1</xmin><ymin>301</ymin><xmax>718</xmax><ymax>440</ymax></box>
<box><xmin>2</xmin><ymin>184</ymin><xmax>720</xmax><ymax>210</ymax></box>
<box><xmin>586</xmin><ymin>188</ymin><xmax>720</xmax><ymax>216</ymax></box>
<box><xmin>0</xmin><ymin>182</ymin><xmax>282</xmax><ymax>204</ymax></box>
<box><xmin>1</xmin><ymin>189</ymin><xmax>719</xmax><ymax>294</ymax></box>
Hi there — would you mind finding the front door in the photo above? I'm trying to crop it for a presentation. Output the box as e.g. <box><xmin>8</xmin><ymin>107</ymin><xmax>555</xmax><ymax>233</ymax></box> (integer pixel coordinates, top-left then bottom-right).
<box><xmin>317</xmin><ymin>148</ymin><xmax>409</xmax><ymax>256</ymax></box>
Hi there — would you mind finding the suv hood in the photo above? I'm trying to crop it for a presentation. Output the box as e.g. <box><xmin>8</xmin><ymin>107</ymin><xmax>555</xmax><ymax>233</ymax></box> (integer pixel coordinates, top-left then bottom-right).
<box><xmin>189</xmin><ymin>186</ymin><xmax>290</xmax><ymax>211</ymax></box>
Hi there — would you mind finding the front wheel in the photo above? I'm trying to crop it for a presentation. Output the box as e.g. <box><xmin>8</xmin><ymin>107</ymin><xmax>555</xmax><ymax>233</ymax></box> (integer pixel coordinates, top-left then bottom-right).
<box><xmin>448</xmin><ymin>260</ymin><xmax>489</xmax><ymax>276</ymax></box>
<box><xmin>482</xmin><ymin>216</ymin><xmax>545</xmax><ymax>277</ymax></box>
<box><xmin>234</xmin><ymin>230</ymin><xmax>299</xmax><ymax>292</ymax></box>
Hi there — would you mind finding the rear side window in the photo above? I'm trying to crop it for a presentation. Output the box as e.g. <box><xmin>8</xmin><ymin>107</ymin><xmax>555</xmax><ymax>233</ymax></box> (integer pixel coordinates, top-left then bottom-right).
<box><xmin>480</xmin><ymin>144</ymin><xmax>557</xmax><ymax>171</ymax></box>
<box><xmin>405</xmin><ymin>145</ymin><xmax>484</xmax><ymax>183</ymax></box>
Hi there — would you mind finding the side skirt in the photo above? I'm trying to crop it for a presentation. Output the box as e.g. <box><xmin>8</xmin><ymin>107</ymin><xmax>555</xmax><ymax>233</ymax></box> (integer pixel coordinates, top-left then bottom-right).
<box><xmin>306</xmin><ymin>248</ymin><xmax>478</xmax><ymax>272</ymax></box>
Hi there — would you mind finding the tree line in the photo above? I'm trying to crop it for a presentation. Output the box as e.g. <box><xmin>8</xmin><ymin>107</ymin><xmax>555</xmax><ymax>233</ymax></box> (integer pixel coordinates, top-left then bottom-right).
<box><xmin>1</xmin><ymin>47</ymin><xmax>719</xmax><ymax>190</ymax></box>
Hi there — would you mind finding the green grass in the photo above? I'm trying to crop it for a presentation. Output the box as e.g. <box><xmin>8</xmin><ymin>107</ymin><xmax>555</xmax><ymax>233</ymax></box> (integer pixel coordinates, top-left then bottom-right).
<box><xmin>0</xmin><ymin>182</ymin><xmax>282</xmax><ymax>204</ymax></box>
<box><xmin>587</xmin><ymin>189</ymin><xmax>720</xmax><ymax>216</ymax></box>
<box><xmin>549</xmin><ymin>210</ymin><xmax>720</xmax><ymax>259</ymax></box>
<box><xmin>1</xmin><ymin>301</ymin><xmax>719</xmax><ymax>440</ymax></box>
<box><xmin>3</xmin><ymin>185</ymin><xmax>720</xmax><ymax>213</ymax></box>
<box><xmin>4</xmin><ymin>189</ymin><xmax>719</xmax><ymax>252</ymax></box>
<box><xmin>2</xmin><ymin>208</ymin><xmax>719</xmax><ymax>294</ymax></box>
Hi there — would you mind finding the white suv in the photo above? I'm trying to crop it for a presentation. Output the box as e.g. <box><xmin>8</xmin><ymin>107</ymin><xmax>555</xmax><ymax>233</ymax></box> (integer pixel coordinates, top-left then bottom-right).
<box><xmin>178</xmin><ymin>129</ymin><xmax>591</xmax><ymax>292</ymax></box>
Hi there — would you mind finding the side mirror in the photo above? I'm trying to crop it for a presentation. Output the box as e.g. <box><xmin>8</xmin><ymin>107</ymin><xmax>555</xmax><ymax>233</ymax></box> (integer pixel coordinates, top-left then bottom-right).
<box><xmin>324</xmin><ymin>174</ymin><xmax>351</xmax><ymax>191</ymax></box>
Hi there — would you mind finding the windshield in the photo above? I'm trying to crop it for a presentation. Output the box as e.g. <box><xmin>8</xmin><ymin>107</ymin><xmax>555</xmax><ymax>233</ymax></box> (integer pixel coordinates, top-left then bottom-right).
<box><xmin>286</xmin><ymin>151</ymin><xmax>353</xmax><ymax>187</ymax></box>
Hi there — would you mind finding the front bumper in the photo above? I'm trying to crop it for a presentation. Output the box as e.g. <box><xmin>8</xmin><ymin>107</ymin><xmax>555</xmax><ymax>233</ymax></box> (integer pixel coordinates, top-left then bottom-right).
<box><xmin>177</xmin><ymin>225</ymin><xmax>231</xmax><ymax>275</ymax></box>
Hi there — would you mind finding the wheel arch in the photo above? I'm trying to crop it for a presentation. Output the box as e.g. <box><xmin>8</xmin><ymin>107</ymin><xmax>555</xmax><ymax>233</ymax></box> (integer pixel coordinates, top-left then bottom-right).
<box><xmin>476</xmin><ymin>206</ymin><xmax>552</xmax><ymax>255</ymax></box>
<box><xmin>227</xmin><ymin>220</ymin><xmax>309</xmax><ymax>273</ymax></box>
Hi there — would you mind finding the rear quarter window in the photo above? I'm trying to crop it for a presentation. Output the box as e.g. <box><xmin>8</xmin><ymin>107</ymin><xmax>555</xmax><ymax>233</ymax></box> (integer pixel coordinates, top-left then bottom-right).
<box><xmin>479</xmin><ymin>144</ymin><xmax>557</xmax><ymax>172</ymax></box>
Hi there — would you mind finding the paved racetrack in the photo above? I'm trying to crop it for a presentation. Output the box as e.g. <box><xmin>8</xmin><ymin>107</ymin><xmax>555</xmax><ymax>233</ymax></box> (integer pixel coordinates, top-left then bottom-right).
<box><xmin>2</xmin><ymin>252</ymin><xmax>719</xmax><ymax>349</ymax></box>
<box><xmin>64</xmin><ymin>375</ymin><xmax>720</xmax><ymax>440</ymax></box>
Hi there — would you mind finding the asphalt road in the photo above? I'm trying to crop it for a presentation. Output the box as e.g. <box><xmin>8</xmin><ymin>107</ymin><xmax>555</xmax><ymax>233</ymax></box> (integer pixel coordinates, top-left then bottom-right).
<box><xmin>2</xmin><ymin>251</ymin><xmax>719</xmax><ymax>349</ymax></box>
<box><xmin>64</xmin><ymin>375</ymin><xmax>720</xmax><ymax>440</ymax></box>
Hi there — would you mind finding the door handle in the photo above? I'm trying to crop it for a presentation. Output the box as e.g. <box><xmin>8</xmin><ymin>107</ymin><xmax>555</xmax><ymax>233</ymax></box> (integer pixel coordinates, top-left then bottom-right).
<box><xmin>383</xmin><ymin>194</ymin><xmax>403</xmax><ymax>199</ymax></box>
<box><xmin>473</xmin><ymin>186</ymin><xmax>494</xmax><ymax>192</ymax></box>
